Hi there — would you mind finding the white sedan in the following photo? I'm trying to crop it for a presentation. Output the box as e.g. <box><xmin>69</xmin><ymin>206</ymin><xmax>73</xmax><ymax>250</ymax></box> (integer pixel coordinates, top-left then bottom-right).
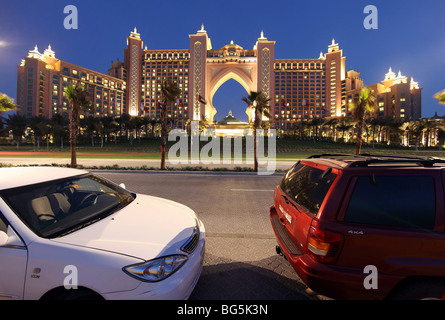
<box><xmin>0</xmin><ymin>167</ymin><xmax>205</xmax><ymax>300</ymax></box>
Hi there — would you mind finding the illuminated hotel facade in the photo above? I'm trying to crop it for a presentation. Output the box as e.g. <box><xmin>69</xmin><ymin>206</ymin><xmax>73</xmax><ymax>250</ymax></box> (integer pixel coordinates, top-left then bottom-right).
<box><xmin>16</xmin><ymin>26</ymin><xmax>422</xmax><ymax>129</ymax></box>
<box><xmin>17</xmin><ymin>45</ymin><xmax>126</xmax><ymax>119</ymax></box>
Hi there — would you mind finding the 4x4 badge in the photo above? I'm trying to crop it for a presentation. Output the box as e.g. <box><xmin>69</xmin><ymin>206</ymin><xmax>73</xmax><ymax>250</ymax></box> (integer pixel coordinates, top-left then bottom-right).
<box><xmin>348</xmin><ymin>230</ymin><xmax>364</xmax><ymax>235</ymax></box>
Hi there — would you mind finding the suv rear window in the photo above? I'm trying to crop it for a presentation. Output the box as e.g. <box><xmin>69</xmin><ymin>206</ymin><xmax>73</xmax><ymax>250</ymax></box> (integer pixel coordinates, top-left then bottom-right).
<box><xmin>344</xmin><ymin>175</ymin><xmax>436</xmax><ymax>229</ymax></box>
<box><xmin>280</xmin><ymin>163</ymin><xmax>338</xmax><ymax>216</ymax></box>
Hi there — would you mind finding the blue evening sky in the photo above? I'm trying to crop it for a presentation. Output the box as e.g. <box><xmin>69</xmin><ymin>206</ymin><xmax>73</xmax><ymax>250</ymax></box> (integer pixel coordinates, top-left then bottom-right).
<box><xmin>0</xmin><ymin>0</ymin><xmax>444</xmax><ymax>121</ymax></box>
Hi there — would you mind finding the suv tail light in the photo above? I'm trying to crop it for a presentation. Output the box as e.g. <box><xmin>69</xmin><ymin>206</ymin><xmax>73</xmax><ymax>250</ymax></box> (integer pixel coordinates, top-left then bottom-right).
<box><xmin>307</xmin><ymin>224</ymin><xmax>343</xmax><ymax>264</ymax></box>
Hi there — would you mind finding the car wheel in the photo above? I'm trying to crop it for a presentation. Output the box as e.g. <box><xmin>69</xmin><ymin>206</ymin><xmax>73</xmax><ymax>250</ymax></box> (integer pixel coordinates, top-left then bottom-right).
<box><xmin>392</xmin><ymin>280</ymin><xmax>445</xmax><ymax>300</ymax></box>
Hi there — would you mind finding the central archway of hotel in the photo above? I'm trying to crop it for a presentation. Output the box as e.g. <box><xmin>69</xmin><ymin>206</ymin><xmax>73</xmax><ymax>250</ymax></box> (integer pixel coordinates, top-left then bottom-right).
<box><xmin>205</xmin><ymin>66</ymin><xmax>257</xmax><ymax>125</ymax></box>
<box><xmin>211</xmin><ymin>79</ymin><xmax>250</xmax><ymax>124</ymax></box>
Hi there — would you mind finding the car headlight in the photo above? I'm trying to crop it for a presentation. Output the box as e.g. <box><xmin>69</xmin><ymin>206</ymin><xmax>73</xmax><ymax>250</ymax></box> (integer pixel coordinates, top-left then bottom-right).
<box><xmin>123</xmin><ymin>255</ymin><xmax>188</xmax><ymax>282</ymax></box>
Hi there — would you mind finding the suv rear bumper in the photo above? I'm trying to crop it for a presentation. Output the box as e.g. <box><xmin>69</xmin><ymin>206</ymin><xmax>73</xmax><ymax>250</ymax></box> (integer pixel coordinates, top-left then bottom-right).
<box><xmin>270</xmin><ymin>206</ymin><xmax>399</xmax><ymax>300</ymax></box>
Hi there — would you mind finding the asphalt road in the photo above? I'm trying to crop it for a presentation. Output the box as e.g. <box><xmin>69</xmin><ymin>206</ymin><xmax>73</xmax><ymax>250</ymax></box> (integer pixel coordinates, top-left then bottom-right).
<box><xmin>95</xmin><ymin>170</ymin><xmax>323</xmax><ymax>301</ymax></box>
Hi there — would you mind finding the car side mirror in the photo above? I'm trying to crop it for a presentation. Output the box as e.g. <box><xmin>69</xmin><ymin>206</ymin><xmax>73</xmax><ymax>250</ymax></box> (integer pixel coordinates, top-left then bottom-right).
<box><xmin>0</xmin><ymin>231</ymin><xmax>8</xmax><ymax>246</ymax></box>
<box><xmin>0</xmin><ymin>227</ymin><xmax>25</xmax><ymax>248</ymax></box>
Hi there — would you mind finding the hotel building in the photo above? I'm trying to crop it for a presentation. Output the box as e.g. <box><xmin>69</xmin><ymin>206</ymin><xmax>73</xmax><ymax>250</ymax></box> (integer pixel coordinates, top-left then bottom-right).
<box><xmin>345</xmin><ymin>68</ymin><xmax>422</xmax><ymax>121</ymax></box>
<box><xmin>17</xmin><ymin>45</ymin><xmax>126</xmax><ymax>119</ymax></box>
<box><xmin>16</xmin><ymin>26</ymin><xmax>422</xmax><ymax>130</ymax></box>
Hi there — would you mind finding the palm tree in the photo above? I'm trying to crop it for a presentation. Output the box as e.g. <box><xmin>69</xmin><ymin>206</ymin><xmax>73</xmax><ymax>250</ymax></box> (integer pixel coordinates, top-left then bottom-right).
<box><xmin>336</xmin><ymin>117</ymin><xmax>354</xmax><ymax>142</ymax></box>
<box><xmin>309</xmin><ymin>118</ymin><xmax>324</xmax><ymax>141</ymax></box>
<box><xmin>81</xmin><ymin>116</ymin><xmax>99</xmax><ymax>146</ymax></box>
<box><xmin>147</xmin><ymin>118</ymin><xmax>157</xmax><ymax>137</ymax></box>
<box><xmin>367</xmin><ymin>117</ymin><xmax>379</xmax><ymax>148</ymax></box>
<box><xmin>126</xmin><ymin>117</ymin><xmax>139</xmax><ymax>146</ymax></box>
<box><xmin>39</xmin><ymin>119</ymin><xmax>52</xmax><ymax>150</ymax></box>
<box><xmin>134</xmin><ymin>116</ymin><xmax>147</xmax><ymax>143</ymax></box>
<box><xmin>6</xmin><ymin>114</ymin><xmax>28</xmax><ymax>149</ymax></box>
<box><xmin>160</xmin><ymin>79</ymin><xmax>181</xmax><ymax>170</ymax></box>
<box><xmin>424</xmin><ymin>119</ymin><xmax>439</xmax><ymax>148</ymax></box>
<box><xmin>99</xmin><ymin>116</ymin><xmax>119</xmax><ymax>145</ymax></box>
<box><xmin>385</xmin><ymin>118</ymin><xmax>405</xmax><ymax>145</ymax></box>
<box><xmin>28</xmin><ymin>116</ymin><xmax>46</xmax><ymax>149</ymax></box>
<box><xmin>51</xmin><ymin>113</ymin><xmax>68</xmax><ymax>148</ymax></box>
<box><xmin>324</xmin><ymin>118</ymin><xmax>339</xmax><ymax>141</ymax></box>
<box><xmin>349</xmin><ymin>88</ymin><xmax>376</xmax><ymax>154</ymax></box>
<box><xmin>438</xmin><ymin>126</ymin><xmax>445</xmax><ymax>151</ymax></box>
<box><xmin>65</xmin><ymin>82</ymin><xmax>92</xmax><ymax>168</ymax></box>
<box><xmin>411</xmin><ymin>119</ymin><xmax>427</xmax><ymax>151</ymax></box>
<box><xmin>242</xmin><ymin>91</ymin><xmax>271</xmax><ymax>172</ymax></box>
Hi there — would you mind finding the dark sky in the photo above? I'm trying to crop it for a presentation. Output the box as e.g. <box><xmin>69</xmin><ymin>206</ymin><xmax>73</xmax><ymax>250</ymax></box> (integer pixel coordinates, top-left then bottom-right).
<box><xmin>1</xmin><ymin>0</ymin><xmax>444</xmax><ymax>121</ymax></box>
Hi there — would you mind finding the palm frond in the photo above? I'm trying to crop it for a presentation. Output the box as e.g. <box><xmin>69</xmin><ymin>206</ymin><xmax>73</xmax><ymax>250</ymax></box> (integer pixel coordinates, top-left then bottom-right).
<box><xmin>0</xmin><ymin>93</ymin><xmax>16</xmax><ymax>112</ymax></box>
<box><xmin>434</xmin><ymin>90</ymin><xmax>445</xmax><ymax>105</ymax></box>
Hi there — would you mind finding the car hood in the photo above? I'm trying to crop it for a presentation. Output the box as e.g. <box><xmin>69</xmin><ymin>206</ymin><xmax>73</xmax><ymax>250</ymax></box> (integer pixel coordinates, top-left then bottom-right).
<box><xmin>52</xmin><ymin>194</ymin><xmax>198</xmax><ymax>260</ymax></box>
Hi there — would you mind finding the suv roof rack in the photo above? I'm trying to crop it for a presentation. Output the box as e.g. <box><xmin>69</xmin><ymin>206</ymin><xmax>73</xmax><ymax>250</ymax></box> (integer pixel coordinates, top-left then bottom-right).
<box><xmin>307</xmin><ymin>153</ymin><xmax>445</xmax><ymax>168</ymax></box>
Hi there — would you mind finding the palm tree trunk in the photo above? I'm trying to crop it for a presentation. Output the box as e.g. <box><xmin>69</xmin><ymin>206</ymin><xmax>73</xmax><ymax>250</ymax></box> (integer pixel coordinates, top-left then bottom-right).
<box><xmin>70</xmin><ymin>109</ymin><xmax>78</xmax><ymax>168</ymax></box>
<box><xmin>160</xmin><ymin>102</ymin><xmax>168</xmax><ymax>170</ymax></box>
<box><xmin>70</xmin><ymin>139</ymin><xmax>77</xmax><ymax>168</ymax></box>
<box><xmin>254</xmin><ymin>127</ymin><xmax>258</xmax><ymax>172</ymax></box>
<box><xmin>355</xmin><ymin>122</ymin><xmax>363</xmax><ymax>155</ymax></box>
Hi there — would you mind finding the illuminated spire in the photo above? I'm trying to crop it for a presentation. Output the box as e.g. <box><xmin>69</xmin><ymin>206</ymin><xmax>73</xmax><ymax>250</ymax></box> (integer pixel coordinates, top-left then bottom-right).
<box><xmin>410</xmin><ymin>77</ymin><xmax>419</xmax><ymax>90</ymax></box>
<box><xmin>130</xmin><ymin>27</ymin><xmax>140</xmax><ymax>39</ymax></box>
<box><xmin>394</xmin><ymin>70</ymin><xmax>408</xmax><ymax>84</ymax></box>
<box><xmin>27</xmin><ymin>45</ymin><xmax>42</xmax><ymax>59</ymax></box>
<box><xmin>43</xmin><ymin>44</ymin><xmax>55</xmax><ymax>58</ymax></box>
<box><xmin>328</xmin><ymin>38</ymin><xmax>339</xmax><ymax>52</ymax></box>
<box><xmin>385</xmin><ymin>67</ymin><xmax>396</xmax><ymax>80</ymax></box>
<box><xmin>198</xmin><ymin>24</ymin><xmax>206</xmax><ymax>33</ymax></box>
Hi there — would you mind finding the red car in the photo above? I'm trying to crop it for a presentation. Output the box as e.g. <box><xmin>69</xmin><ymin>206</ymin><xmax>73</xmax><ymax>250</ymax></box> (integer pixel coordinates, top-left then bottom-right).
<box><xmin>270</xmin><ymin>154</ymin><xmax>445</xmax><ymax>300</ymax></box>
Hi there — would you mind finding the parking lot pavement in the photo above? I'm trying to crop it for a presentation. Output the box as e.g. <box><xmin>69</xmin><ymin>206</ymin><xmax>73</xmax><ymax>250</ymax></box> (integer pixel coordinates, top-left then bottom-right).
<box><xmin>95</xmin><ymin>171</ymin><xmax>324</xmax><ymax>301</ymax></box>
<box><xmin>189</xmin><ymin>239</ymin><xmax>313</xmax><ymax>300</ymax></box>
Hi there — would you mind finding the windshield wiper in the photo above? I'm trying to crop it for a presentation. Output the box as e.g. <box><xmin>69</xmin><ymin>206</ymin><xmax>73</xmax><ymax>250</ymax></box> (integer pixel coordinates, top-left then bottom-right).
<box><xmin>56</xmin><ymin>217</ymin><xmax>101</xmax><ymax>238</ymax></box>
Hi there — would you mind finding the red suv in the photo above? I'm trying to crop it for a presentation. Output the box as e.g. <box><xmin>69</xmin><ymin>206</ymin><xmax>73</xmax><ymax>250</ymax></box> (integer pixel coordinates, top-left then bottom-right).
<box><xmin>270</xmin><ymin>154</ymin><xmax>445</xmax><ymax>300</ymax></box>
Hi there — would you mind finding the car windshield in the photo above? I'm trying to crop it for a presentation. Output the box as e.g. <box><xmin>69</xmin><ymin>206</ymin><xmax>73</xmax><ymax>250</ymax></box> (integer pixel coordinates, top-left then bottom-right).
<box><xmin>280</xmin><ymin>163</ymin><xmax>338</xmax><ymax>217</ymax></box>
<box><xmin>0</xmin><ymin>173</ymin><xmax>135</xmax><ymax>239</ymax></box>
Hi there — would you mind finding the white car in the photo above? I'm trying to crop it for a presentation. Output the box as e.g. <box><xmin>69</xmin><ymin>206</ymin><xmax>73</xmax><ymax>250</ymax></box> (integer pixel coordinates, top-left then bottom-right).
<box><xmin>0</xmin><ymin>167</ymin><xmax>205</xmax><ymax>300</ymax></box>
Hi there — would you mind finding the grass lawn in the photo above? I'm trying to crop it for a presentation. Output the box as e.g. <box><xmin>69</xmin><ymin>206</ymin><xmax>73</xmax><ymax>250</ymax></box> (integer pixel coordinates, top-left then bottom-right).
<box><xmin>1</xmin><ymin>137</ymin><xmax>444</xmax><ymax>160</ymax></box>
